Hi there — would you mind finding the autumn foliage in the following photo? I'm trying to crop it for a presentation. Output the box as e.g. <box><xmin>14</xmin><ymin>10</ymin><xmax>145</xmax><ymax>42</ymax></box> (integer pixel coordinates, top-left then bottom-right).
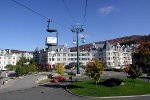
<box><xmin>86</xmin><ymin>59</ymin><xmax>104</xmax><ymax>85</ymax></box>
<box><xmin>132</xmin><ymin>41</ymin><xmax>150</xmax><ymax>73</ymax></box>
<box><xmin>55</xmin><ymin>63</ymin><xmax>65</xmax><ymax>75</ymax></box>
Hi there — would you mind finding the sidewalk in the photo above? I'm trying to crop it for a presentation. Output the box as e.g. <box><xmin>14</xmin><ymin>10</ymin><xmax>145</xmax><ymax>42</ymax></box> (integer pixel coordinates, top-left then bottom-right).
<box><xmin>0</xmin><ymin>77</ymin><xmax>17</xmax><ymax>89</ymax></box>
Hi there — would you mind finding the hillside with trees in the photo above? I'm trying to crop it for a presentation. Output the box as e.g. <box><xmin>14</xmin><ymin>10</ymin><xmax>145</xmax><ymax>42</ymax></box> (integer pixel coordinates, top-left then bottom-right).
<box><xmin>70</xmin><ymin>34</ymin><xmax>150</xmax><ymax>51</ymax></box>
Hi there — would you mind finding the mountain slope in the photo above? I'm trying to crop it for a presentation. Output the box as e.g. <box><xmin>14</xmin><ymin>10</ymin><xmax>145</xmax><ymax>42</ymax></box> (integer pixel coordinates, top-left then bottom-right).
<box><xmin>69</xmin><ymin>34</ymin><xmax>150</xmax><ymax>51</ymax></box>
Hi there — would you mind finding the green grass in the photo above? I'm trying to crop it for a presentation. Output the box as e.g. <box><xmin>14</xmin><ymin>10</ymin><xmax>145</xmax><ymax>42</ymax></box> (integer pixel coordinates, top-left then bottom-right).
<box><xmin>68</xmin><ymin>79</ymin><xmax>150</xmax><ymax>97</ymax></box>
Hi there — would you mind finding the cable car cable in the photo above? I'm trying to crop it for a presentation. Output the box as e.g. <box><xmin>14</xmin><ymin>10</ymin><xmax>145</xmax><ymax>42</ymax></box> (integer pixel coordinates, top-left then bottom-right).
<box><xmin>11</xmin><ymin>0</ymin><xmax>70</xmax><ymax>29</ymax></box>
<box><xmin>83</xmin><ymin>0</ymin><xmax>88</xmax><ymax>26</ymax></box>
<box><xmin>62</xmin><ymin>0</ymin><xmax>77</xmax><ymax>24</ymax></box>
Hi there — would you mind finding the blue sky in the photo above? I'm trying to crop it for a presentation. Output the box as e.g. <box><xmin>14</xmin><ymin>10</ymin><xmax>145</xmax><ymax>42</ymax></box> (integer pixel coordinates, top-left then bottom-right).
<box><xmin>0</xmin><ymin>0</ymin><xmax>150</xmax><ymax>51</ymax></box>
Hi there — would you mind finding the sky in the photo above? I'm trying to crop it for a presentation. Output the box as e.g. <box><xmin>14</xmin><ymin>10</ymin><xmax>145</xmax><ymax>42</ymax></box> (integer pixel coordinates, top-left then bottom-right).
<box><xmin>0</xmin><ymin>0</ymin><xmax>150</xmax><ymax>51</ymax></box>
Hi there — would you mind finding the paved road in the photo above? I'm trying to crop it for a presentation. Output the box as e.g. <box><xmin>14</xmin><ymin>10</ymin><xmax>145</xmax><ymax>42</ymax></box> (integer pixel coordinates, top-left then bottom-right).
<box><xmin>0</xmin><ymin>71</ymin><xmax>149</xmax><ymax>100</ymax></box>
<box><xmin>0</xmin><ymin>72</ymin><xmax>49</xmax><ymax>93</ymax></box>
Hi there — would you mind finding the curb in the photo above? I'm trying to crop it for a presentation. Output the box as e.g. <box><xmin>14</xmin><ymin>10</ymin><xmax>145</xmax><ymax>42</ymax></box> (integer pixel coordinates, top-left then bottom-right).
<box><xmin>65</xmin><ymin>86</ymin><xmax>150</xmax><ymax>99</ymax></box>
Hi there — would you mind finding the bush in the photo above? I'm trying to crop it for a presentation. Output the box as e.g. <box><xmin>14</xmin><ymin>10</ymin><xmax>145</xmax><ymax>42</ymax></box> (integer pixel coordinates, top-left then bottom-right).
<box><xmin>51</xmin><ymin>76</ymin><xmax>67</xmax><ymax>83</ymax></box>
<box><xmin>51</xmin><ymin>78</ymin><xmax>59</xmax><ymax>83</ymax></box>
<box><xmin>58</xmin><ymin>76</ymin><xmax>67</xmax><ymax>82</ymax></box>
<box><xmin>103</xmin><ymin>78</ymin><xmax>123</xmax><ymax>87</ymax></box>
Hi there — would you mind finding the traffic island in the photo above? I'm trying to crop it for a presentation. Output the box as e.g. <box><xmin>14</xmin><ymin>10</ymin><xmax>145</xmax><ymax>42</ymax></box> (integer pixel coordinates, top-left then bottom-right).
<box><xmin>66</xmin><ymin>78</ymin><xmax>150</xmax><ymax>97</ymax></box>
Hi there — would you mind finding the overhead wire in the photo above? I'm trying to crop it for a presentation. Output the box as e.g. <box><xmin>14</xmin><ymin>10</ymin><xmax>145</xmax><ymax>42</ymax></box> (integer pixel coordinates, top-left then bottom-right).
<box><xmin>62</xmin><ymin>0</ymin><xmax>77</xmax><ymax>24</ymax></box>
<box><xmin>11</xmin><ymin>0</ymin><xmax>49</xmax><ymax>20</ymax></box>
<box><xmin>83</xmin><ymin>0</ymin><xmax>88</xmax><ymax>26</ymax></box>
<box><xmin>11</xmin><ymin>0</ymin><xmax>70</xmax><ymax>29</ymax></box>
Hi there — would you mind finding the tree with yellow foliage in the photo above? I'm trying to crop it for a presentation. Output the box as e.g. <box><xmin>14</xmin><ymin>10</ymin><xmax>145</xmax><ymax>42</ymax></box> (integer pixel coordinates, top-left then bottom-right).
<box><xmin>55</xmin><ymin>63</ymin><xmax>65</xmax><ymax>76</ymax></box>
<box><xmin>86</xmin><ymin>59</ymin><xmax>104</xmax><ymax>85</ymax></box>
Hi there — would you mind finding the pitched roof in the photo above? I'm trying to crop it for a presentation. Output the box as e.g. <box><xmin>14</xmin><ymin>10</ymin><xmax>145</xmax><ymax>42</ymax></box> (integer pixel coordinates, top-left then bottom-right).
<box><xmin>103</xmin><ymin>40</ymin><xmax>111</xmax><ymax>50</ymax></box>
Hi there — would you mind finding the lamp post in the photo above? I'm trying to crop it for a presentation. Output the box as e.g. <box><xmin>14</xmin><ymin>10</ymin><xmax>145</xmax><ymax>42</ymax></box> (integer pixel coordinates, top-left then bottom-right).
<box><xmin>71</xmin><ymin>25</ymin><xmax>84</xmax><ymax>75</ymax></box>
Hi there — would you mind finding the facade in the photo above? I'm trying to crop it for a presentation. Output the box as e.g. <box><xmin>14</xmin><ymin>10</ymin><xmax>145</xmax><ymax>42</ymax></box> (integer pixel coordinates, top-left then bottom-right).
<box><xmin>0</xmin><ymin>53</ymin><xmax>17</xmax><ymax>70</ymax></box>
<box><xmin>91</xmin><ymin>41</ymin><xmax>132</xmax><ymax>68</ymax></box>
<box><xmin>33</xmin><ymin>41</ymin><xmax>133</xmax><ymax>69</ymax></box>
<box><xmin>33</xmin><ymin>44</ymin><xmax>93</xmax><ymax>68</ymax></box>
<box><xmin>0</xmin><ymin>49</ymin><xmax>33</xmax><ymax>70</ymax></box>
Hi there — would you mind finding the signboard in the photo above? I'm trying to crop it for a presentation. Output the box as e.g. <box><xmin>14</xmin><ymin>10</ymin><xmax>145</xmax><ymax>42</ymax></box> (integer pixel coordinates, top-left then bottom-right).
<box><xmin>46</xmin><ymin>37</ymin><xmax>57</xmax><ymax>46</ymax></box>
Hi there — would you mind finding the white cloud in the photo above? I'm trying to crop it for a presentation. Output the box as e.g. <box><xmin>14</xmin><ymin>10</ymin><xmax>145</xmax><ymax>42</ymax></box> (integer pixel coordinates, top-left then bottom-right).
<box><xmin>99</xmin><ymin>6</ymin><xmax>115</xmax><ymax>16</ymax></box>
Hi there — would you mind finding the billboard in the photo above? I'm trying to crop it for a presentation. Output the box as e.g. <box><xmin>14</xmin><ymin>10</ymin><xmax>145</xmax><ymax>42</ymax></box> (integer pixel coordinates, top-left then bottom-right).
<box><xmin>46</xmin><ymin>37</ymin><xmax>57</xmax><ymax>45</ymax></box>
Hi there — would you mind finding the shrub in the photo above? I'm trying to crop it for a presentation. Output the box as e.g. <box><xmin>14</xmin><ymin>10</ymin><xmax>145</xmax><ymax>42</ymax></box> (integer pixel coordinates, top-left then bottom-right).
<box><xmin>58</xmin><ymin>76</ymin><xmax>67</xmax><ymax>82</ymax></box>
<box><xmin>51</xmin><ymin>76</ymin><xmax>67</xmax><ymax>83</ymax></box>
<box><xmin>51</xmin><ymin>78</ymin><xmax>59</xmax><ymax>83</ymax></box>
<box><xmin>103</xmin><ymin>78</ymin><xmax>123</xmax><ymax>87</ymax></box>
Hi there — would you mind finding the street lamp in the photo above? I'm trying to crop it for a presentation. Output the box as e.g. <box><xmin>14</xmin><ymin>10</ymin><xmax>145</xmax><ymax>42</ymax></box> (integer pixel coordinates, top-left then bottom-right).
<box><xmin>71</xmin><ymin>25</ymin><xmax>84</xmax><ymax>75</ymax></box>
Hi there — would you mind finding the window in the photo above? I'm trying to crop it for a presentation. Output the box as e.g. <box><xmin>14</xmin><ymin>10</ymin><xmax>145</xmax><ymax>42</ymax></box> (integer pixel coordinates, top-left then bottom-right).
<box><xmin>107</xmin><ymin>62</ymin><xmax>110</xmax><ymax>65</ymax></box>
<box><xmin>63</xmin><ymin>54</ymin><xmax>66</xmax><ymax>57</ymax></box>
<box><xmin>57</xmin><ymin>54</ymin><xmax>60</xmax><ymax>56</ymax></box>
<box><xmin>57</xmin><ymin>58</ymin><xmax>60</xmax><ymax>61</ymax></box>
<box><xmin>63</xmin><ymin>58</ymin><xmax>66</xmax><ymax>61</ymax></box>
<box><xmin>49</xmin><ymin>58</ymin><xmax>51</xmax><ymax>61</ymax></box>
<box><xmin>107</xmin><ymin>57</ymin><xmax>110</xmax><ymax>60</ymax></box>
<box><xmin>52</xmin><ymin>58</ymin><xmax>55</xmax><ymax>61</ymax></box>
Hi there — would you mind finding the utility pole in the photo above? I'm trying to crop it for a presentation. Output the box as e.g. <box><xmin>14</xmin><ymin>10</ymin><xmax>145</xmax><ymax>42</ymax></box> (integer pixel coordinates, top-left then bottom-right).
<box><xmin>71</xmin><ymin>25</ymin><xmax>84</xmax><ymax>75</ymax></box>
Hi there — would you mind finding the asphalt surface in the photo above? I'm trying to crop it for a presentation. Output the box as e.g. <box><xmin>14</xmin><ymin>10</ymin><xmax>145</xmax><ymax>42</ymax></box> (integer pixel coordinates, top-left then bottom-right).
<box><xmin>0</xmin><ymin>71</ymin><xmax>149</xmax><ymax>100</ymax></box>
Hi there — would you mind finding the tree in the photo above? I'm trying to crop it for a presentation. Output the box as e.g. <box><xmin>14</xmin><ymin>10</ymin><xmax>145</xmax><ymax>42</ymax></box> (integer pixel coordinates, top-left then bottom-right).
<box><xmin>17</xmin><ymin>57</ymin><xmax>27</xmax><ymax>66</ymax></box>
<box><xmin>124</xmin><ymin>64</ymin><xmax>129</xmax><ymax>78</ymax></box>
<box><xmin>86</xmin><ymin>59</ymin><xmax>104</xmax><ymax>86</ymax></box>
<box><xmin>132</xmin><ymin>42</ymin><xmax>150</xmax><ymax>73</ymax></box>
<box><xmin>28</xmin><ymin>59</ymin><xmax>38</xmax><ymax>72</ymax></box>
<box><xmin>55</xmin><ymin>63</ymin><xmax>65</xmax><ymax>76</ymax></box>
<box><xmin>15</xmin><ymin>66</ymin><xmax>26</xmax><ymax>77</ymax></box>
<box><xmin>128</xmin><ymin>64</ymin><xmax>143</xmax><ymax>87</ymax></box>
<box><xmin>5</xmin><ymin>65</ymin><xmax>16</xmax><ymax>71</ymax></box>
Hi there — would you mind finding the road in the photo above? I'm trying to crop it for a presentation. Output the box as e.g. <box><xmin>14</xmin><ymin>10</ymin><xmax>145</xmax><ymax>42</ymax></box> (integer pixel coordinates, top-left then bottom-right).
<box><xmin>0</xmin><ymin>72</ymin><xmax>48</xmax><ymax>93</ymax></box>
<box><xmin>0</xmin><ymin>71</ymin><xmax>149</xmax><ymax>100</ymax></box>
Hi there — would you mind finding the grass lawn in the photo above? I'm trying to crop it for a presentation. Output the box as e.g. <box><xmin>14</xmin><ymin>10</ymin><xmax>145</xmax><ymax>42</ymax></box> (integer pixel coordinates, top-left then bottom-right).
<box><xmin>67</xmin><ymin>79</ymin><xmax>150</xmax><ymax>97</ymax></box>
